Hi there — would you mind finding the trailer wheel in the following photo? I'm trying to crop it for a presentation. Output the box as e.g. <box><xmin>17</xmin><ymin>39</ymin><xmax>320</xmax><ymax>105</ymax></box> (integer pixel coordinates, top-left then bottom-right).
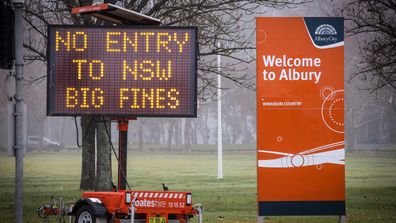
<box><xmin>75</xmin><ymin>205</ymin><xmax>94</xmax><ymax>223</ymax></box>
<box><xmin>75</xmin><ymin>204</ymin><xmax>107</xmax><ymax>223</ymax></box>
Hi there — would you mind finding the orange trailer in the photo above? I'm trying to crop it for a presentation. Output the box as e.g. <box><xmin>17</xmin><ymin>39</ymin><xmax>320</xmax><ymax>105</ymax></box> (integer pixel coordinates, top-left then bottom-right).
<box><xmin>38</xmin><ymin>190</ymin><xmax>202</xmax><ymax>223</ymax></box>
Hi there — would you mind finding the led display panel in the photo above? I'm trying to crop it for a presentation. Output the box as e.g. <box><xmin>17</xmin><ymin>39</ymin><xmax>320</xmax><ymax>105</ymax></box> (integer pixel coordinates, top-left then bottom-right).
<box><xmin>47</xmin><ymin>25</ymin><xmax>197</xmax><ymax>117</ymax></box>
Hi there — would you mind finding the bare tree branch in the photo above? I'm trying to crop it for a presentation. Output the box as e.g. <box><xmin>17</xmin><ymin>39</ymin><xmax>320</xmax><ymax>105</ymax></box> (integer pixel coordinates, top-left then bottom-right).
<box><xmin>342</xmin><ymin>0</ymin><xmax>396</xmax><ymax>92</ymax></box>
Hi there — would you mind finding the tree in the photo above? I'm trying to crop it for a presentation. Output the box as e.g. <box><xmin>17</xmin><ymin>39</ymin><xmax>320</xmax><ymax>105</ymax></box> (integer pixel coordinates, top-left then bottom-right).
<box><xmin>80</xmin><ymin>116</ymin><xmax>96</xmax><ymax>189</ymax></box>
<box><xmin>23</xmin><ymin>0</ymin><xmax>306</xmax><ymax>190</ymax></box>
<box><xmin>340</xmin><ymin>0</ymin><xmax>396</xmax><ymax>149</ymax></box>
<box><xmin>342</xmin><ymin>0</ymin><xmax>396</xmax><ymax>91</ymax></box>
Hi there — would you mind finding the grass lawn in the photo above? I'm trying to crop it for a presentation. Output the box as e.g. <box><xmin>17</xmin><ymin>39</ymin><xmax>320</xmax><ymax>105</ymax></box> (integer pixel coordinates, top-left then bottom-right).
<box><xmin>0</xmin><ymin>150</ymin><xmax>395</xmax><ymax>223</ymax></box>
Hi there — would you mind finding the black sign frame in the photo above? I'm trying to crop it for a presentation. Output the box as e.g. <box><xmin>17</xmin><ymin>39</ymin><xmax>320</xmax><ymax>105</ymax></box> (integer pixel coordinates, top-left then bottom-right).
<box><xmin>47</xmin><ymin>25</ymin><xmax>198</xmax><ymax>117</ymax></box>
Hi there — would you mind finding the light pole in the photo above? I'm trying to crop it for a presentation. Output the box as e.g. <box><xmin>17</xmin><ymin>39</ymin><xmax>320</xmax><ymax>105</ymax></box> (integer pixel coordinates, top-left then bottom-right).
<box><xmin>13</xmin><ymin>0</ymin><xmax>25</xmax><ymax>222</ymax></box>
<box><xmin>217</xmin><ymin>44</ymin><xmax>223</xmax><ymax>180</ymax></box>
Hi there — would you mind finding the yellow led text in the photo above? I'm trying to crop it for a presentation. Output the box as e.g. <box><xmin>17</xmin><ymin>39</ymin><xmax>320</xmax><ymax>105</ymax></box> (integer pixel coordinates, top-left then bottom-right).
<box><xmin>173</xmin><ymin>32</ymin><xmax>189</xmax><ymax>53</ymax></box>
<box><xmin>66</xmin><ymin>87</ymin><xmax>104</xmax><ymax>108</ymax></box>
<box><xmin>104</xmin><ymin>31</ymin><xmax>189</xmax><ymax>53</ymax></box>
<box><xmin>106</xmin><ymin>32</ymin><xmax>122</xmax><ymax>52</ymax></box>
<box><xmin>56</xmin><ymin>31</ymin><xmax>87</xmax><ymax>52</ymax></box>
<box><xmin>72</xmin><ymin>59</ymin><xmax>104</xmax><ymax>80</ymax></box>
<box><xmin>157</xmin><ymin>32</ymin><xmax>172</xmax><ymax>53</ymax></box>
<box><xmin>122</xmin><ymin>60</ymin><xmax>172</xmax><ymax>81</ymax></box>
<box><xmin>119</xmin><ymin>88</ymin><xmax>179</xmax><ymax>109</ymax></box>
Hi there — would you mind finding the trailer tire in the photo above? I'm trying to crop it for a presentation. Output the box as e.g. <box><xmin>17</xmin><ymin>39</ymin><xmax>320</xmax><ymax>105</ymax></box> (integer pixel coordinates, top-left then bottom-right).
<box><xmin>75</xmin><ymin>204</ymin><xmax>107</xmax><ymax>223</ymax></box>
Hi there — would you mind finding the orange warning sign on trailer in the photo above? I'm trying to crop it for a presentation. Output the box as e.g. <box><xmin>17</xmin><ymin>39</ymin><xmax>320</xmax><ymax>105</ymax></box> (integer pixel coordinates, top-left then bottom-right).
<box><xmin>256</xmin><ymin>17</ymin><xmax>345</xmax><ymax>216</ymax></box>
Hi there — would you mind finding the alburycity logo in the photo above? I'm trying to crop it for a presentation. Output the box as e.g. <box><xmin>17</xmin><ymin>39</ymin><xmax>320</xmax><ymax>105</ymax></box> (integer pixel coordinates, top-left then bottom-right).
<box><xmin>314</xmin><ymin>24</ymin><xmax>338</xmax><ymax>43</ymax></box>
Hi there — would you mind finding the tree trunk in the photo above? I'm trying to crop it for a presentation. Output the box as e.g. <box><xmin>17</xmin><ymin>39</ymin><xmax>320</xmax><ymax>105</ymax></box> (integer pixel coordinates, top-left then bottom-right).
<box><xmin>39</xmin><ymin>118</ymin><xmax>45</xmax><ymax>149</ymax></box>
<box><xmin>167</xmin><ymin>122</ymin><xmax>174</xmax><ymax>151</ymax></box>
<box><xmin>58</xmin><ymin>117</ymin><xmax>65</xmax><ymax>146</ymax></box>
<box><xmin>80</xmin><ymin>116</ymin><xmax>96</xmax><ymax>190</ymax></box>
<box><xmin>184</xmin><ymin>119</ymin><xmax>192</xmax><ymax>152</ymax></box>
<box><xmin>191</xmin><ymin>121</ymin><xmax>197</xmax><ymax>145</ymax></box>
<box><xmin>175</xmin><ymin>120</ymin><xmax>180</xmax><ymax>149</ymax></box>
<box><xmin>95</xmin><ymin>117</ymin><xmax>113</xmax><ymax>191</ymax></box>
<box><xmin>202</xmin><ymin>114</ymin><xmax>209</xmax><ymax>144</ymax></box>
<box><xmin>181</xmin><ymin>118</ymin><xmax>186</xmax><ymax>145</ymax></box>
<box><xmin>138</xmin><ymin>120</ymin><xmax>145</xmax><ymax>151</ymax></box>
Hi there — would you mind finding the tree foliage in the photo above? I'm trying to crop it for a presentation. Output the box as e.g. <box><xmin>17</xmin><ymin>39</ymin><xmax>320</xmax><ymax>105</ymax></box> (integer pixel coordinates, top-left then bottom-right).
<box><xmin>342</xmin><ymin>0</ymin><xmax>396</xmax><ymax>92</ymax></box>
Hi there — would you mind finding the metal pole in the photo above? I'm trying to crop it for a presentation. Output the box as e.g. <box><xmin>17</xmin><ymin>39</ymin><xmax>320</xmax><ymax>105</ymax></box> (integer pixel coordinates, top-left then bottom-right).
<box><xmin>118</xmin><ymin>119</ymin><xmax>128</xmax><ymax>190</ymax></box>
<box><xmin>217</xmin><ymin>45</ymin><xmax>223</xmax><ymax>180</ymax></box>
<box><xmin>130</xmin><ymin>198</ymin><xmax>136</xmax><ymax>223</ymax></box>
<box><xmin>14</xmin><ymin>1</ymin><xmax>25</xmax><ymax>222</ymax></box>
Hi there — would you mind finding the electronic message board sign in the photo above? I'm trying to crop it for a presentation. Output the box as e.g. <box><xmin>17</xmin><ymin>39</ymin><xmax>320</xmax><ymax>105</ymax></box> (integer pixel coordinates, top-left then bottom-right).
<box><xmin>256</xmin><ymin>17</ymin><xmax>345</xmax><ymax>216</ymax></box>
<box><xmin>47</xmin><ymin>26</ymin><xmax>197</xmax><ymax>117</ymax></box>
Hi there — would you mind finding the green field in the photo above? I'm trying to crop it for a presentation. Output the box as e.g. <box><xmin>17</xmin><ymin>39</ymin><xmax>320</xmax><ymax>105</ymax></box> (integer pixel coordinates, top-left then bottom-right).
<box><xmin>0</xmin><ymin>150</ymin><xmax>395</xmax><ymax>223</ymax></box>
